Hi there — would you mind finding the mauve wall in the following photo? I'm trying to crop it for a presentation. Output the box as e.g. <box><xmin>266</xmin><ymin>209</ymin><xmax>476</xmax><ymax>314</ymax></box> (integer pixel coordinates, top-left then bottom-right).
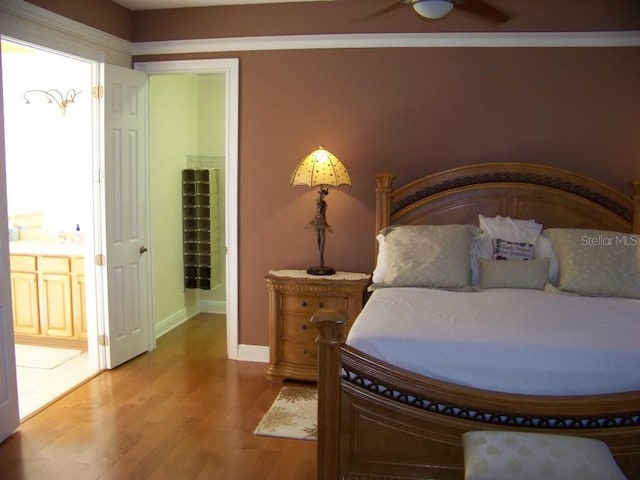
<box><xmin>26</xmin><ymin>0</ymin><xmax>640</xmax><ymax>347</ymax></box>
<box><xmin>26</xmin><ymin>0</ymin><xmax>133</xmax><ymax>40</ymax></box>
<box><xmin>155</xmin><ymin>46</ymin><xmax>640</xmax><ymax>346</ymax></box>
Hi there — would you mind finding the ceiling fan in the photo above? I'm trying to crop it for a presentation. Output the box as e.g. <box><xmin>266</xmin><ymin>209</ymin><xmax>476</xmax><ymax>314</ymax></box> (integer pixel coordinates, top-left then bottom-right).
<box><xmin>370</xmin><ymin>0</ymin><xmax>509</xmax><ymax>23</ymax></box>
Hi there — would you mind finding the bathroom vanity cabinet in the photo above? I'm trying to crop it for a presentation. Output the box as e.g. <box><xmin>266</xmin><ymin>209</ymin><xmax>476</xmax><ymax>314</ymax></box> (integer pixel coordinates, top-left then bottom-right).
<box><xmin>10</xmin><ymin>251</ymin><xmax>86</xmax><ymax>349</ymax></box>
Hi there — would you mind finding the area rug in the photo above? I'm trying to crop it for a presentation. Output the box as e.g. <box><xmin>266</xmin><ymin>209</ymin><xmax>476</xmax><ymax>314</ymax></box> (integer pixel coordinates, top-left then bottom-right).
<box><xmin>255</xmin><ymin>385</ymin><xmax>317</xmax><ymax>441</ymax></box>
<box><xmin>14</xmin><ymin>344</ymin><xmax>83</xmax><ymax>370</ymax></box>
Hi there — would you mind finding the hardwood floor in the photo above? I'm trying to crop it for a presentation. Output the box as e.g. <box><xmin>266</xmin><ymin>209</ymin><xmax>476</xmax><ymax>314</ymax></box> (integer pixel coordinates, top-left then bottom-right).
<box><xmin>0</xmin><ymin>314</ymin><xmax>316</xmax><ymax>480</ymax></box>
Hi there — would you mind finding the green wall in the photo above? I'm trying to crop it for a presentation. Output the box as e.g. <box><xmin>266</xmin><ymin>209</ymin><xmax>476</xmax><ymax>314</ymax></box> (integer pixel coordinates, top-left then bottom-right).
<box><xmin>149</xmin><ymin>73</ymin><xmax>227</xmax><ymax>330</ymax></box>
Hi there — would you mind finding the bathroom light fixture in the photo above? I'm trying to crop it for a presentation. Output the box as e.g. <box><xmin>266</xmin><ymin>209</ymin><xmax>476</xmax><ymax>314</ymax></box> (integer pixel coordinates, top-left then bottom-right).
<box><xmin>290</xmin><ymin>146</ymin><xmax>352</xmax><ymax>275</ymax></box>
<box><xmin>412</xmin><ymin>0</ymin><xmax>454</xmax><ymax>19</ymax></box>
<box><xmin>23</xmin><ymin>89</ymin><xmax>80</xmax><ymax>115</ymax></box>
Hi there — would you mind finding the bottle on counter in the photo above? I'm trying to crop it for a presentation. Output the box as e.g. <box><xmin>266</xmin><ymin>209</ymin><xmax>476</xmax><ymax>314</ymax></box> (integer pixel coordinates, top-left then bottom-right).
<box><xmin>8</xmin><ymin>221</ymin><xmax>19</xmax><ymax>242</ymax></box>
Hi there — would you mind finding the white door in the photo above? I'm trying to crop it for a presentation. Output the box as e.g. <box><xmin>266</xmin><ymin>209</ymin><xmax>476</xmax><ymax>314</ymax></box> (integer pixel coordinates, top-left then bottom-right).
<box><xmin>0</xmin><ymin>55</ymin><xmax>19</xmax><ymax>442</ymax></box>
<box><xmin>102</xmin><ymin>64</ymin><xmax>153</xmax><ymax>368</ymax></box>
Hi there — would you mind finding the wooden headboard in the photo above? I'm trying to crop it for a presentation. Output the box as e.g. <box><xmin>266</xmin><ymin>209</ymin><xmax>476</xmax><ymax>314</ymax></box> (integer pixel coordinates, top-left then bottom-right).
<box><xmin>375</xmin><ymin>163</ymin><xmax>640</xmax><ymax>240</ymax></box>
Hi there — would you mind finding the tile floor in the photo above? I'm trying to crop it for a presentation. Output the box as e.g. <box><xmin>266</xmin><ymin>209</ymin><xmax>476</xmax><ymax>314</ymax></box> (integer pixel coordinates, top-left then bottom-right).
<box><xmin>14</xmin><ymin>345</ymin><xmax>98</xmax><ymax>420</ymax></box>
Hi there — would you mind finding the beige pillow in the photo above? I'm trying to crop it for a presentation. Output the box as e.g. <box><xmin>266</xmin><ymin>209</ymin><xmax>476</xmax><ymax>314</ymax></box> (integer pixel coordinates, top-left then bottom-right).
<box><xmin>544</xmin><ymin>228</ymin><xmax>640</xmax><ymax>299</ymax></box>
<box><xmin>463</xmin><ymin>431</ymin><xmax>626</xmax><ymax>480</ymax></box>
<box><xmin>382</xmin><ymin>225</ymin><xmax>476</xmax><ymax>289</ymax></box>
<box><xmin>479</xmin><ymin>258</ymin><xmax>550</xmax><ymax>290</ymax></box>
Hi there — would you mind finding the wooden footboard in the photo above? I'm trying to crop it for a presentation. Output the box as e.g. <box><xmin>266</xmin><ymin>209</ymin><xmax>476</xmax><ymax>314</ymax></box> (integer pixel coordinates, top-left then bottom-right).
<box><xmin>313</xmin><ymin>310</ymin><xmax>640</xmax><ymax>480</ymax></box>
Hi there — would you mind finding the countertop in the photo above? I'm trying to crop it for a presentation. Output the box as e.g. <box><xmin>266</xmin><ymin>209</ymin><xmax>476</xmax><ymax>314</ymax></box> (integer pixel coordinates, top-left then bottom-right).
<box><xmin>9</xmin><ymin>241</ymin><xmax>85</xmax><ymax>256</ymax></box>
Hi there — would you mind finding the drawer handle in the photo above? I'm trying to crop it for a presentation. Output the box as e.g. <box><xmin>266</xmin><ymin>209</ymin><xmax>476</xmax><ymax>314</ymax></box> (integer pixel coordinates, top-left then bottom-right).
<box><xmin>303</xmin><ymin>349</ymin><xmax>314</xmax><ymax>357</ymax></box>
<box><xmin>318</xmin><ymin>301</ymin><xmax>324</xmax><ymax>308</ymax></box>
<box><xmin>301</xmin><ymin>301</ymin><xmax>307</xmax><ymax>307</ymax></box>
<box><xmin>301</xmin><ymin>324</ymin><xmax>308</xmax><ymax>330</ymax></box>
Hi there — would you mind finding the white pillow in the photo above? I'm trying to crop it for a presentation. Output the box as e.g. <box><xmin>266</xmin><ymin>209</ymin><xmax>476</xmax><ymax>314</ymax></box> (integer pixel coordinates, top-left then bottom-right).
<box><xmin>477</xmin><ymin>215</ymin><xmax>543</xmax><ymax>260</ymax></box>
<box><xmin>536</xmin><ymin>234</ymin><xmax>559</xmax><ymax>284</ymax></box>
<box><xmin>372</xmin><ymin>233</ymin><xmax>388</xmax><ymax>284</ymax></box>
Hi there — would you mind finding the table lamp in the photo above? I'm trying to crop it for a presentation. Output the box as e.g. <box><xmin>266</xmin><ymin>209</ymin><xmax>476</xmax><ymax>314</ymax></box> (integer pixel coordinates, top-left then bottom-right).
<box><xmin>290</xmin><ymin>146</ymin><xmax>352</xmax><ymax>275</ymax></box>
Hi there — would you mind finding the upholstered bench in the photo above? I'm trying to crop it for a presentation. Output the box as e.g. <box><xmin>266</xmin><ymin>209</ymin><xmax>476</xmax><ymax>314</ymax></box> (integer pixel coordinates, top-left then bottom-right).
<box><xmin>462</xmin><ymin>431</ymin><xmax>627</xmax><ymax>479</ymax></box>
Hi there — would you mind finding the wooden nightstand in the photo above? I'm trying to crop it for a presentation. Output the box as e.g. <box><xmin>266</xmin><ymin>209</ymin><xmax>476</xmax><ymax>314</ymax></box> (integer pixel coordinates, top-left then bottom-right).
<box><xmin>265</xmin><ymin>270</ymin><xmax>371</xmax><ymax>382</ymax></box>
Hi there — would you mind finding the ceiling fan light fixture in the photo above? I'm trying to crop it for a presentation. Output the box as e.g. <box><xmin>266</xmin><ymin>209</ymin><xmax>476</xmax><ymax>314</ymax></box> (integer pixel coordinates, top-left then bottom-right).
<box><xmin>412</xmin><ymin>0</ymin><xmax>454</xmax><ymax>19</ymax></box>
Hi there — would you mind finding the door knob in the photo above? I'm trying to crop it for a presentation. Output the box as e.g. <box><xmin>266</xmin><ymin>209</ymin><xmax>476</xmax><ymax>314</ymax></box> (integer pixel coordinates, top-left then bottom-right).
<box><xmin>139</xmin><ymin>245</ymin><xmax>148</xmax><ymax>254</ymax></box>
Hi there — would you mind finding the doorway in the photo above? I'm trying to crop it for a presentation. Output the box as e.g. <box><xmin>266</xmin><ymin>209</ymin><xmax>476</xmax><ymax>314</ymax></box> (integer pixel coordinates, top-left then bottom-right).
<box><xmin>137</xmin><ymin>59</ymin><xmax>239</xmax><ymax>360</ymax></box>
<box><xmin>0</xmin><ymin>39</ymin><xmax>237</xmax><ymax>430</ymax></box>
<box><xmin>0</xmin><ymin>21</ymin><xmax>155</xmax><ymax>435</ymax></box>
<box><xmin>0</xmin><ymin>38</ymin><xmax>99</xmax><ymax>419</ymax></box>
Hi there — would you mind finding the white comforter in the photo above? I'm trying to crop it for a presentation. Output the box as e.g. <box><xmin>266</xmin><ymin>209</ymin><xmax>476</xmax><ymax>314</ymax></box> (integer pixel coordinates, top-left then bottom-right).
<box><xmin>346</xmin><ymin>287</ymin><xmax>640</xmax><ymax>396</ymax></box>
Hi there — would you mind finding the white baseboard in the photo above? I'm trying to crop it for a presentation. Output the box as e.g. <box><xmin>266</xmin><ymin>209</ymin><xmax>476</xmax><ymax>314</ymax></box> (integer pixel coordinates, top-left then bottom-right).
<box><xmin>237</xmin><ymin>344</ymin><xmax>269</xmax><ymax>363</ymax></box>
<box><xmin>198</xmin><ymin>300</ymin><xmax>226</xmax><ymax>314</ymax></box>
<box><xmin>154</xmin><ymin>309</ymin><xmax>190</xmax><ymax>339</ymax></box>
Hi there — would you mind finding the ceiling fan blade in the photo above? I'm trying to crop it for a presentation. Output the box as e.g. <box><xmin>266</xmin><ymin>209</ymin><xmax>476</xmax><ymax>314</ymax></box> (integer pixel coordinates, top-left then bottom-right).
<box><xmin>454</xmin><ymin>0</ymin><xmax>509</xmax><ymax>23</ymax></box>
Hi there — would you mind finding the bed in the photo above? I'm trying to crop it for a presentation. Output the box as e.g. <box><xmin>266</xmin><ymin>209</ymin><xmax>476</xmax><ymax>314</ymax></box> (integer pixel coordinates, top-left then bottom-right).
<box><xmin>312</xmin><ymin>162</ymin><xmax>640</xmax><ymax>480</ymax></box>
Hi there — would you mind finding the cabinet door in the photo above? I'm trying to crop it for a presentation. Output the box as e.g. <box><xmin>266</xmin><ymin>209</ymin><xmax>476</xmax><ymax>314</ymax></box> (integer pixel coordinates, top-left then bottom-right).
<box><xmin>10</xmin><ymin>272</ymin><xmax>40</xmax><ymax>334</ymax></box>
<box><xmin>72</xmin><ymin>274</ymin><xmax>87</xmax><ymax>339</ymax></box>
<box><xmin>39</xmin><ymin>273</ymin><xmax>73</xmax><ymax>337</ymax></box>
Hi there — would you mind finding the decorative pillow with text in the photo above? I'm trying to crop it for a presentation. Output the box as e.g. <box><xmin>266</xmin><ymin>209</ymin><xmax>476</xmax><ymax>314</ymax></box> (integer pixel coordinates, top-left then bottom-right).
<box><xmin>492</xmin><ymin>238</ymin><xmax>536</xmax><ymax>261</ymax></box>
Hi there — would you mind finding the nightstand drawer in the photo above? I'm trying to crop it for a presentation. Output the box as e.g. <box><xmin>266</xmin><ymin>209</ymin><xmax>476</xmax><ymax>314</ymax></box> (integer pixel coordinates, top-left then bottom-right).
<box><xmin>282</xmin><ymin>314</ymin><xmax>316</xmax><ymax>341</ymax></box>
<box><xmin>281</xmin><ymin>340</ymin><xmax>317</xmax><ymax>366</ymax></box>
<box><xmin>281</xmin><ymin>294</ymin><xmax>346</xmax><ymax>314</ymax></box>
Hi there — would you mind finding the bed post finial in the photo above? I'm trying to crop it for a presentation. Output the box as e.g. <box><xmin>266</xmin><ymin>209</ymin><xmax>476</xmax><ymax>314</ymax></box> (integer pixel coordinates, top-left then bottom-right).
<box><xmin>312</xmin><ymin>309</ymin><xmax>348</xmax><ymax>480</ymax></box>
<box><xmin>631</xmin><ymin>180</ymin><xmax>640</xmax><ymax>234</ymax></box>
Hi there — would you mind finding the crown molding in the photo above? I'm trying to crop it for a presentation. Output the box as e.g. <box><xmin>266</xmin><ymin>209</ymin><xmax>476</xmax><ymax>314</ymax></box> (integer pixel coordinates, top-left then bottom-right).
<box><xmin>132</xmin><ymin>30</ymin><xmax>640</xmax><ymax>56</ymax></box>
<box><xmin>2</xmin><ymin>0</ymin><xmax>638</xmax><ymax>58</ymax></box>
<box><xmin>0</xmin><ymin>0</ymin><xmax>131</xmax><ymax>55</ymax></box>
